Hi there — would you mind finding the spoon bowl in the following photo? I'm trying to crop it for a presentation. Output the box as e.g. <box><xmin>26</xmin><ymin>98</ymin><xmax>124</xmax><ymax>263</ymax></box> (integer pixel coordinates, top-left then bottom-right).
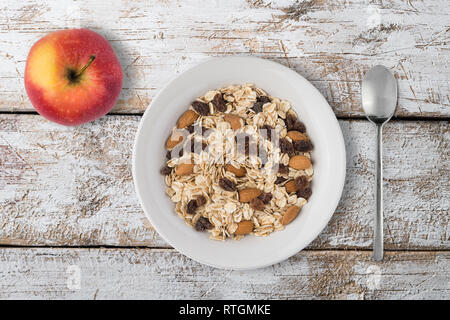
<box><xmin>362</xmin><ymin>65</ymin><xmax>398</xmax><ymax>124</ymax></box>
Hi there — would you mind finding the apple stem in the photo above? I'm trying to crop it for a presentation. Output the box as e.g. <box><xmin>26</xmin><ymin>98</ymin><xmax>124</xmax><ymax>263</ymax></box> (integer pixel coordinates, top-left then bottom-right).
<box><xmin>75</xmin><ymin>55</ymin><xmax>96</xmax><ymax>78</ymax></box>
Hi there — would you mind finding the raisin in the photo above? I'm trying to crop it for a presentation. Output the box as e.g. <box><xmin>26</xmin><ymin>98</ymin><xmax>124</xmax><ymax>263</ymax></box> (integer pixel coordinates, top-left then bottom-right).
<box><xmin>260</xmin><ymin>124</ymin><xmax>275</xmax><ymax>141</ymax></box>
<box><xmin>201</xmin><ymin>142</ymin><xmax>209</xmax><ymax>153</ymax></box>
<box><xmin>250</xmin><ymin>198</ymin><xmax>265</xmax><ymax>211</ymax></box>
<box><xmin>296</xmin><ymin>186</ymin><xmax>312</xmax><ymax>200</ymax></box>
<box><xmin>166</xmin><ymin>146</ymin><xmax>184</xmax><ymax>159</ymax></box>
<box><xmin>160</xmin><ymin>165</ymin><xmax>172</xmax><ymax>175</ymax></box>
<box><xmin>251</xmin><ymin>101</ymin><xmax>264</xmax><ymax>113</ymax></box>
<box><xmin>285</xmin><ymin>113</ymin><xmax>296</xmax><ymax>128</ymax></box>
<box><xmin>187</xmin><ymin>139</ymin><xmax>207</xmax><ymax>154</ymax></box>
<box><xmin>286</xmin><ymin>113</ymin><xmax>306</xmax><ymax>132</ymax></box>
<box><xmin>187</xmin><ymin>195</ymin><xmax>207</xmax><ymax>215</ymax></box>
<box><xmin>196</xmin><ymin>195</ymin><xmax>207</xmax><ymax>207</ymax></box>
<box><xmin>235</xmin><ymin>134</ymin><xmax>254</xmax><ymax>156</ymax></box>
<box><xmin>295</xmin><ymin>176</ymin><xmax>309</xmax><ymax>191</ymax></box>
<box><xmin>275</xmin><ymin>176</ymin><xmax>287</xmax><ymax>184</ymax></box>
<box><xmin>191</xmin><ymin>141</ymin><xmax>199</xmax><ymax>153</ymax></box>
<box><xmin>212</xmin><ymin>93</ymin><xmax>227</xmax><ymax>112</ymax></box>
<box><xmin>192</xmin><ymin>101</ymin><xmax>210</xmax><ymax>116</ymax></box>
<box><xmin>187</xmin><ymin>124</ymin><xmax>208</xmax><ymax>135</ymax></box>
<box><xmin>293</xmin><ymin>140</ymin><xmax>313</xmax><ymax>152</ymax></box>
<box><xmin>258</xmin><ymin>192</ymin><xmax>273</xmax><ymax>204</ymax></box>
<box><xmin>279</xmin><ymin>138</ymin><xmax>294</xmax><ymax>155</ymax></box>
<box><xmin>278</xmin><ymin>164</ymin><xmax>289</xmax><ymax>174</ymax></box>
<box><xmin>187</xmin><ymin>200</ymin><xmax>198</xmax><ymax>215</ymax></box>
<box><xmin>219</xmin><ymin>177</ymin><xmax>236</xmax><ymax>192</ymax></box>
<box><xmin>194</xmin><ymin>217</ymin><xmax>213</xmax><ymax>231</ymax></box>
<box><xmin>257</xmin><ymin>96</ymin><xmax>271</xmax><ymax>104</ymax></box>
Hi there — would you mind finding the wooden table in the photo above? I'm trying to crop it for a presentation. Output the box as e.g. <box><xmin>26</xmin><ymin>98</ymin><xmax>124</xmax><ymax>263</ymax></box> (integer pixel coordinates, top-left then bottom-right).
<box><xmin>0</xmin><ymin>0</ymin><xmax>448</xmax><ymax>299</ymax></box>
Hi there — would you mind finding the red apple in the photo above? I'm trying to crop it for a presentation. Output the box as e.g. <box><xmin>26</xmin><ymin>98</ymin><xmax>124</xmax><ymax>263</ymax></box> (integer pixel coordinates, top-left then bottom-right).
<box><xmin>24</xmin><ymin>29</ymin><xmax>123</xmax><ymax>126</ymax></box>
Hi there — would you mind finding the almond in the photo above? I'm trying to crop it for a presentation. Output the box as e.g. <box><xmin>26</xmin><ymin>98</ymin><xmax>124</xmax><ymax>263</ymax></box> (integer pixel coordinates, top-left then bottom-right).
<box><xmin>225</xmin><ymin>164</ymin><xmax>246</xmax><ymax>177</ymax></box>
<box><xmin>166</xmin><ymin>131</ymin><xmax>184</xmax><ymax>150</ymax></box>
<box><xmin>175</xmin><ymin>161</ymin><xmax>194</xmax><ymax>176</ymax></box>
<box><xmin>223</xmin><ymin>114</ymin><xmax>242</xmax><ymax>130</ymax></box>
<box><xmin>289</xmin><ymin>155</ymin><xmax>312</xmax><ymax>170</ymax></box>
<box><xmin>238</xmin><ymin>188</ymin><xmax>262</xmax><ymax>203</ymax></box>
<box><xmin>235</xmin><ymin>220</ymin><xmax>254</xmax><ymax>235</ymax></box>
<box><xmin>282</xmin><ymin>206</ymin><xmax>301</xmax><ymax>225</ymax></box>
<box><xmin>284</xmin><ymin>180</ymin><xmax>299</xmax><ymax>193</ymax></box>
<box><xmin>287</xmin><ymin>131</ymin><xmax>308</xmax><ymax>142</ymax></box>
<box><xmin>177</xmin><ymin>110</ymin><xmax>199</xmax><ymax>129</ymax></box>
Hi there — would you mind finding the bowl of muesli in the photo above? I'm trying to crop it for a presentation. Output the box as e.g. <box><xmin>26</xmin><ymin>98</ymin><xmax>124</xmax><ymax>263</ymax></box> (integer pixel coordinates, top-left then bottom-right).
<box><xmin>133</xmin><ymin>57</ymin><xmax>346</xmax><ymax>269</ymax></box>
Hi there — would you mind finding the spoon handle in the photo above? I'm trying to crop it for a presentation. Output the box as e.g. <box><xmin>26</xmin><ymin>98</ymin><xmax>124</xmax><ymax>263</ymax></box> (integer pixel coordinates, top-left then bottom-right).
<box><xmin>374</xmin><ymin>124</ymin><xmax>384</xmax><ymax>261</ymax></box>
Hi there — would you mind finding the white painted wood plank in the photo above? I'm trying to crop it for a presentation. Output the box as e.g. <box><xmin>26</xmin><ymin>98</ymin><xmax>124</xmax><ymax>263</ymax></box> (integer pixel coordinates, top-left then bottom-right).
<box><xmin>0</xmin><ymin>115</ymin><xmax>448</xmax><ymax>249</ymax></box>
<box><xmin>0</xmin><ymin>248</ymin><xmax>448</xmax><ymax>299</ymax></box>
<box><xmin>0</xmin><ymin>0</ymin><xmax>448</xmax><ymax>117</ymax></box>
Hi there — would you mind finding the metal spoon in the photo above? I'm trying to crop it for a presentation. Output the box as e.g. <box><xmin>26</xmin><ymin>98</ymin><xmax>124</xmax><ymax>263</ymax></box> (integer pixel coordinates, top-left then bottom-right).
<box><xmin>361</xmin><ymin>65</ymin><xmax>398</xmax><ymax>261</ymax></box>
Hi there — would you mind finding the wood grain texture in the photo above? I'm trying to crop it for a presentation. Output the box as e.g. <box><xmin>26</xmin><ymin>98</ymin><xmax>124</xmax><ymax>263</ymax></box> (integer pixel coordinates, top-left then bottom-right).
<box><xmin>0</xmin><ymin>248</ymin><xmax>448</xmax><ymax>299</ymax></box>
<box><xmin>1</xmin><ymin>115</ymin><xmax>448</xmax><ymax>249</ymax></box>
<box><xmin>0</xmin><ymin>0</ymin><xmax>449</xmax><ymax>117</ymax></box>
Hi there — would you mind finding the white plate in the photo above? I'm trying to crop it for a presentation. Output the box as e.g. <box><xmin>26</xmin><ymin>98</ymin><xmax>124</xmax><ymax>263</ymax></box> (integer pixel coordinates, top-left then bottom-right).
<box><xmin>132</xmin><ymin>57</ymin><xmax>346</xmax><ymax>270</ymax></box>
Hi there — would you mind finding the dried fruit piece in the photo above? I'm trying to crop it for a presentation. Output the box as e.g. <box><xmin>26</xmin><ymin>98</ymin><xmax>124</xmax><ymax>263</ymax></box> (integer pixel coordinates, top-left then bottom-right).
<box><xmin>279</xmin><ymin>138</ymin><xmax>294</xmax><ymax>155</ymax></box>
<box><xmin>293</xmin><ymin>140</ymin><xmax>313</xmax><ymax>152</ymax></box>
<box><xmin>187</xmin><ymin>125</ymin><xmax>208</xmax><ymax>136</ymax></box>
<box><xmin>296</xmin><ymin>186</ymin><xmax>312</xmax><ymax>200</ymax></box>
<box><xmin>187</xmin><ymin>195</ymin><xmax>207</xmax><ymax>215</ymax></box>
<box><xmin>258</xmin><ymin>192</ymin><xmax>273</xmax><ymax>204</ymax></box>
<box><xmin>225</xmin><ymin>164</ymin><xmax>246</xmax><ymax>177</ymax></box>
<box><xmin>167</xmin><ymin>147</ymin><xmax>183</xmax><ymax>159</ymax></box>
<box><xmin>282</xmin><ymin>206</ymin><xmax>301</xmax><ymax>225</ymax></box>
<box><xmin>192</xmin><ymin>101</ymin><xmax>210</xmax><ymax>116</ymax></box>
<box><xmin>160</xmin><ymin>165</ymin><xmax>172</xmax><ymax>175</ymax></box>
<box><xmin>250</xmin><ymin>198</ymin><xmax>265</xmax><ymax>211</ymax></box>
<box><xmin>187</xmin><ymin>125</ymin><xmax>195</xmax><ymax>134</ymax></box>
<box><xmin>224</xmin><ymin>114</ymin><xmax>242</xmax><ymax>130</ymax></box>
<box><xmin>289</xmin><ymin>155</ymin><xmax>312</xmax><ymax>170</ymax></box>
<box><xmin>186</xmin><ymin>139</ymin><xmax>207</xmax><ymax>154</ymax></box>
<box><xmin>286</xmin><ymin>113</ymin><xmax>306</xmax><ymax>132</ymax></box>
<box><xmin>166</xmin><ymin>148</ymin><xmax>184</xmax><ymax>160</ymax></box>
<box><xmin>166</xmin><ymin>132</ymin><xmax>184</xmax><ymax>150</ymax></box>
<box><xmin>284</xmin><ymin>180</ymin><xmax>299</xmax><ymax>193</ymax></box>
<box><xmin>196</xmin><ymin>195</ymin><xmax>207</xmax><ymax>206</ymax></box>
<box><xmin>294</xmin><ymin>176</ymin><xmax>309</xmax><ymax>191</ymax></box>
<box><xmin>257</xmin><ymin>96</ymin><xmax>271</xmax><ymax>104</ymax></box>
<box><xmin>275</xmin><ymin>176</ymin><xmax>287</xmax><ymax>185</ymax></box>
<box><xmin>187</xmin><ymin>200</ymin><xmax>198</xmax><ymax>215</ymax></box>
<box><xmin>235</xmin><ymin>133</ymin><xmax>255</xmax><ymax>156</ymax></box>
<box><xmin>177</xmin><ymin>110</ymin><xmax>198</xmax><ymax>129</ymax></box>
<box><xmin>195</xmin><ymin>217</ymin><xmax>213</xmax><ymax>231</ymax></box>
<box><xmin>251</xmin><ymin>101</ymin><xmax>264</xmax><ymax>113</ymax></box>
<box><xmin>260</xmin><ymin>124</ymin><xmax>275</xmax><ymax>141</ymax></box>
<box><xmin>278</xmin><ymin>164</ymin><xmax>289</xmax><ymax>175</ymax></box>
<box><xmin>235</xmin><ymin>220</ymin><xmax>254</xmax><ymax>235</ymax></box>
<box><xmin>287</xmin><ymin>131</ymin><xmax>308</xmax><ymax>142</ymax></box>
<box><xmin>212</xmin><ymin>93</ymin><xmax>227</xmax><ymax>112</ymax></box>
<box><xmin>238</xmin><ymin>188</ymin><xmax>262</xmax><ymax>203</ymax></box>
<box><xmin>175</xmin><ymin>162</ymin><xmax>194</xmax><ymax>175</ymax></box>
<box><xmin>219</xmin><ymin>177</ymin><xmax>236</xmax><ymax>192</ymax></box>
